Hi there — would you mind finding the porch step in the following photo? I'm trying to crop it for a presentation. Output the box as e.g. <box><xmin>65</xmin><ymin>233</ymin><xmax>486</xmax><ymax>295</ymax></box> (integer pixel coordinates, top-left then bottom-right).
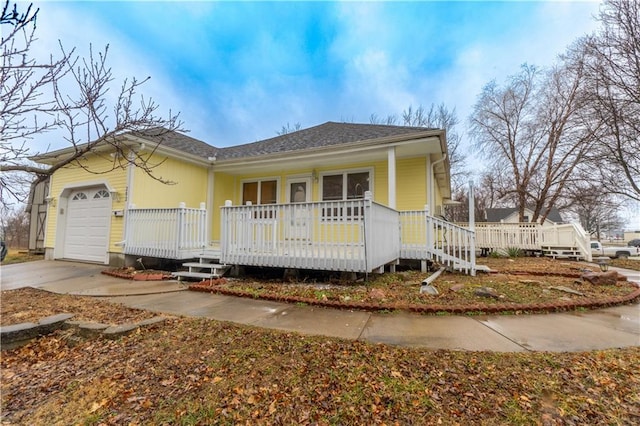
<box><xmin>542</xmin><ymin>246</ymin><xmax>584</xmax><ymax>261</ymax></box>
<box><xmin>173</xmin><ymin>271</ymin><xmax>225</xmax><ymax>280</ymax></box>
<box><xmin>172</xmin><ymin>260</ymin><xmax>230</xmax><ymax>281</ymax></box>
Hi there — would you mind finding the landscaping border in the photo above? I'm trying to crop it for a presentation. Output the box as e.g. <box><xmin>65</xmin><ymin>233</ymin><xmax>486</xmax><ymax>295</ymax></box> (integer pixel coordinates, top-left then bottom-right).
<box><xmin>102</xmin><ymin>269</ymin><xmax>171</xmax><ymax>281</ymax></box>
<box><xmin>189</xmin><ymin>280</ymin><xmax>640</xmax><ymax>315</ymax></box>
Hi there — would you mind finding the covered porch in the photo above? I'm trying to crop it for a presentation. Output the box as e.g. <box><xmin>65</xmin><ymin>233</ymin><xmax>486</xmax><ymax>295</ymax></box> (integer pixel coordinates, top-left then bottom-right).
<box><xmin>122</xmin><ymin>192</ymin><xmax>477</xmax><ymax>275</ymax></box>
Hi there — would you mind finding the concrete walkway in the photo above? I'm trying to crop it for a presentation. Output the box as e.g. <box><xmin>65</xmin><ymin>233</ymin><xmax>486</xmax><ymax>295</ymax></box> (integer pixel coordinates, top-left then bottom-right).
<box><xmin>2</xmin><ymin>260</ymin><xmax>639</xmax><ymax>352</ymax></box>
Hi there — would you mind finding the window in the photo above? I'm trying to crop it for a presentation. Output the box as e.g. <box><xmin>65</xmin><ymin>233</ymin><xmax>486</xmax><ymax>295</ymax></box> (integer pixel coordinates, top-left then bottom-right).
<box><xmin>321</xmin><ymin>170</ymin><xmax>371</xmax><ymax>220</ymax></box>
<box><xmin>242</xmin><ymin>180</ymin><xmax>278</xmax><ymax>205</ymax></box>
<box><xmin>321</xmin><ymin>171</ymin><xmax>370</xmax><ymax>201</ymax></box>
<box><xmin>93</xmin><ymin>189</ymin><xmax>110</xmax><ymax>199</ymax></box>
<box><xmin>72</xmin><ymin>192</ymin><xmax>88</xmax><ymax>200</ymax></box>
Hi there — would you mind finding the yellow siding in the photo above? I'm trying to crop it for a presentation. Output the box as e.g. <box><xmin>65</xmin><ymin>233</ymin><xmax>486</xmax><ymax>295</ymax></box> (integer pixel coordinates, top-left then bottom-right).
<box><xmin>45</xmin><ymin>153</ymin><xmax>128</xmax><ymax>253</ymax></box>
<box><xmin>211</xmin><ymin>172</ymin><xmax>236</xmax><ymax>241</ymax></box>
<box><xmin>210</xmin><ymin>158</ymin><xmax>434</xmax><ymax>241</ymax></box>
<box><xmin>131</xmin><ymin>154</ymin><xmax>208</xmax><ymax>208</ymax></box>
<box><xmin>396</xmin><ymin>157</ymin><xmax>427</xmax><ymax>210</ymax></box>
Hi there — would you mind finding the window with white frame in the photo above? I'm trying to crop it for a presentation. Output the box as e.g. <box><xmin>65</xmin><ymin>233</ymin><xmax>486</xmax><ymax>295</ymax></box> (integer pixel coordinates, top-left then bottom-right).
<box><xmin>321</xmin><ymin>170</ymin><xmax>371</xmax><ymax>220</ymax></box>
<box><xmin>321</xmin><ymin>171</ymin><xmax>370</xmax><ymax>201</ymax></box>
<box><xmin>242</xmin><ymin>179</ymin><xmax>278</xmax><ymax>205</ymax></box>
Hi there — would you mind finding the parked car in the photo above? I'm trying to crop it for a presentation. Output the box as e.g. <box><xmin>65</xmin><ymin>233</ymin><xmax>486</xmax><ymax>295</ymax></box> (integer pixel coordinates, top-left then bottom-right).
<box><xmin>0</xmin><ymin>240</ymin><xmax>7</xmax><ymax>262</ymax></box>
<box><xmin>591</xmin><ymin>241</ymin><xmax>638</xmax><ymax>259</ymax></box>
<box><xmin>628</xmin><ymin>239</ymin><xmax>640</xmax><ymax>248</ymax></box>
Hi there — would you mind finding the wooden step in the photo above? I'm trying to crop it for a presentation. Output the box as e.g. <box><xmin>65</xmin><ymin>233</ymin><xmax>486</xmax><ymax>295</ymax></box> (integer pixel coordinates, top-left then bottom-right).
<box><xmin>172</xmin><ymin>271</ymin><xmax>223</xmax><ymax>280</ymax></box>
<box><xmin>182</xmin><ymin>262</ymin><xmax>226</xmax><ymax>270</ymax></box>
<box><xmin>172</xmin><ymin>260</ymin><xmax>231</xmax><ymax>281</ymax></box>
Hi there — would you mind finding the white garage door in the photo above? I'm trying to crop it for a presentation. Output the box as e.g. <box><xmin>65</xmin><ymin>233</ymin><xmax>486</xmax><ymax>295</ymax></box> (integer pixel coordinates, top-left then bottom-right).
<box><xmin>63</xmin><ymin>187</ymin><xmax>111</xmax><ymax>262</ymax></box>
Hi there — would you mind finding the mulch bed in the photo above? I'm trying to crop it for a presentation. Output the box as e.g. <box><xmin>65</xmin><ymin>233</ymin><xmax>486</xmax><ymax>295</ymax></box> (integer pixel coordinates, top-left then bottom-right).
<box><xmin>189</xmin><ymin>261</ymin><xmax>640</xmax><ymax>315</ymax></box>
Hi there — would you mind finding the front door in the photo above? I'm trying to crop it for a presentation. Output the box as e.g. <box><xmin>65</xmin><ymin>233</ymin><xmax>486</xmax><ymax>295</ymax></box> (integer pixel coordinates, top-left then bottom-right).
<box><xmin>286</xmin><ymin>178</ymin><xmax>311</xmax><ymax>240</ymax></box>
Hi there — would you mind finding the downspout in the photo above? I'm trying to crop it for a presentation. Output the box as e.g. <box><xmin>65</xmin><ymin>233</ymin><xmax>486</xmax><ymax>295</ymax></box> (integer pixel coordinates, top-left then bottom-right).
<box><xmin>430</xmin><ymin>154</ymin><xmax>447</xmax><ymax>215</ymax></box>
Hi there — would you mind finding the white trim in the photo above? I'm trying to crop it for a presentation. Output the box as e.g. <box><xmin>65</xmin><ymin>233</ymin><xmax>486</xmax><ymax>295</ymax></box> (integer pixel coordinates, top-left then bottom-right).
<box><xmin>55</xmin><ymin>183</ymin><xmax>112</xmax><ymax>264</ymax></box>
<box><xmin>425</xmin><ymin>156</ymin><xmax>432</xmax><ymax>213</ymax></box>
<box><xmin>207</xmin><ymin>168</ymin><xmax>215</xmax><ymax>242</ymax></box>
<box><xmin>387</xmin><ymin>147</ymin><xmax>396</xmax><ymax>209</ymax></box>
<box><xmin>239</xmin><ymin>176</ymin><xmax>281</xmax><ymax>205</ymax></box>
<box><xmin>126</xmin><ymin>153</ymin><xmax>135</xmax><ymax>208</ymax></box>
<box><xmin>319</xmin><ymin>167</ymin><xmax>374</xmax><ymax>201</ymax></box>
<box><xmin>286</xmin><ymin>176</ymin><xmax>312</xmax><ymax>203</ymax></box>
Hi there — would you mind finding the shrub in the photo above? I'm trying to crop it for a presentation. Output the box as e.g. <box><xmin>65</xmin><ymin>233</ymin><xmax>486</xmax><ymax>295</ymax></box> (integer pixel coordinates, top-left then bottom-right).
<box><xmin>506</xmin><ymin>247</ymin><xmax>524</xmax><ymax>258</ymax></box>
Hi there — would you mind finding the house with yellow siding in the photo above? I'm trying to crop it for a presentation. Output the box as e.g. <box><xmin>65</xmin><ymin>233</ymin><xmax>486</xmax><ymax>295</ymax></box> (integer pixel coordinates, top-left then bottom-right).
<box><xmin>34</xmin><ymin>122</ymin><xmax>476</xmax><ymax>275</ymax></box>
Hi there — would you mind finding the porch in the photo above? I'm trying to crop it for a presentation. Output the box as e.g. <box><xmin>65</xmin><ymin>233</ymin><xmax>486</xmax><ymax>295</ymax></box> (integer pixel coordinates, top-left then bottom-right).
<box><xmin>460</xmin><ymin>222</ymin><xmax>592</xmax><ymax>261</ymax></box>
<box><xmin>122</xmin><ymin>193</ymin><xmax>477</xmax><ymax>275</ymax></box>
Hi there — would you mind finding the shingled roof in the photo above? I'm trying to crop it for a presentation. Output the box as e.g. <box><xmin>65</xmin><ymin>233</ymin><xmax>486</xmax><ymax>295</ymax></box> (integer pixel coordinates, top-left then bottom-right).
<box><xmin>485</xmin><ymin>207</ymin><xmax>564</xmax><ymax>223</ymax></box>
<box><xmin>215</xmin><ymin>121</ymin><xmax>437</xmax><ymax>161</ymax></box>
<box><xmin>33</xmin><ymin>122</ymin><xmax>440</xmax><ymax>164</ymax></box>
<box><xmin>132</xmin><ymin>128</ymin><xmax>218</xmax><ymax>158</ymax></box>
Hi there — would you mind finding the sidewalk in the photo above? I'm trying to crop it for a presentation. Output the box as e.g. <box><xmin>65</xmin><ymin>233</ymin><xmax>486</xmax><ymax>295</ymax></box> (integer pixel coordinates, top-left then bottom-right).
<box><xmin>2</xmin><ymin>260</ymin><xmax>639</xmax><ymax>352</ymax></box>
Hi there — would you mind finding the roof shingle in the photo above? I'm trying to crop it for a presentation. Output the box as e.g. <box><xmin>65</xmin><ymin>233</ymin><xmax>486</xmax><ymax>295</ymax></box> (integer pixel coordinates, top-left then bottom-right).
<box><xmin>215</xmin><ymin>121</ymin><xmax>436</xmax><ymax>160</ymax></box>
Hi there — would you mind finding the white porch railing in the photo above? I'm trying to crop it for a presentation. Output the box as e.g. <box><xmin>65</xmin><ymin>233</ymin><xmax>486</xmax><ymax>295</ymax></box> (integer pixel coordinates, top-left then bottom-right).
<box><xmin>460</xmin><ymin>222</ymin><xmax>591</xmax><ymax>261</ymax></box>
<box><xmin>400</xmin><ymin>210</ymin><xmax>476</xmax><ymax>275</ymax></box>
<box><xmin>124</xmin><ymin>203</ymin><xmax>207</xmax><ymax>259</ymax></box>
<box><xmin>540</xmin><ymin>223</ymin><xmax>592</xmax><ymax>261</ymax></box>
<box><xmin>220</xmin><ymin>193</ymin><xmax>400</xmax><ymax>273</ymax></box>
<box><xmin>468</xmin><ymin>223</ymin><xmax>541</xmax><ymax>250</ymax></box>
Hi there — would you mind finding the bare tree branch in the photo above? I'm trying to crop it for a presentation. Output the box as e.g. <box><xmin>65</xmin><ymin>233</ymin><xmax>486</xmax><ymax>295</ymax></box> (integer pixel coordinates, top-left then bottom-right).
<box><xmin>1</xmin><ymin>0</ymin><xmax>184</xmax><ymax>208</ymax></box>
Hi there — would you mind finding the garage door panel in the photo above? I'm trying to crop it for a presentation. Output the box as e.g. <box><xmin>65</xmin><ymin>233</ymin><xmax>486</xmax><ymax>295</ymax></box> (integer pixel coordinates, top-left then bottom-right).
<box><xmin>63</xmin><ymin>187</ymin><xmax>111</xmax><ymax>263</ymax></box>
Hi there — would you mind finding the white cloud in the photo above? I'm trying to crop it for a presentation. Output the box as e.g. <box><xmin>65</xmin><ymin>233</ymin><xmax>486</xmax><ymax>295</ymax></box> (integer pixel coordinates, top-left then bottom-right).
<box><xmin>26</xmin><ymin>2</ymin><xmax>202</xmax><ymax>151</ymax></box>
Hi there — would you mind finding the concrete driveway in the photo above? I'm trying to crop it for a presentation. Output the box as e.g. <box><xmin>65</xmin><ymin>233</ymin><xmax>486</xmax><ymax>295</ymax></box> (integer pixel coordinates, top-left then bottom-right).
<box><xmin>1</xmin><ymin>260</ymin><xmax>185</xmax><ymax>295</ymax></box>
<box><xmin>2</xmin><ymin>260</ymin><xmax>639</xmax><ymax>352</ymax></box>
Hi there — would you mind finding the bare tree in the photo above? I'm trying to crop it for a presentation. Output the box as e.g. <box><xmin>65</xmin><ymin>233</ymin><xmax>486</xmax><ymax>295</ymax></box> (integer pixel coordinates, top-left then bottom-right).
<box><xmin>0</xmin><ymin>205</ymin><xmax>29</xmax><ymax>248</ymax></box>
<box><xmin>276</xmin><ymin>122</ymin><xmax>301</xmax><ymax>135</ymax></box>
<box><xmin>470</xmin><ymin>57</ymin><xmax>597</xmax><ymax>224</ymax></box>
<box><xmin>563</xmin><ymin>180</ymin><xmax>626</xmax><ymax>239</ymax></box>
<box><xmin>1</xmin><ymin>1</ymin><xmax>183</xmax><ymax>208</ymax></box>
<box><xmin>370</xmin><ymin>103</ymin><xmax>469</xmax><ymax>193</ymax></box>
<box><xmin>583</xmin><ymin>0</ymin><xmax>640</xmax><ymax>202</ymax></box>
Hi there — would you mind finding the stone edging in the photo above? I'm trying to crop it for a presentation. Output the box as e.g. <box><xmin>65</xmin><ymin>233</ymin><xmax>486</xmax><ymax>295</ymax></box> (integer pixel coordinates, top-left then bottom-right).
<box><xmin>189</xmin><ymin>282</ymin><xmax>640</xmax><ymax>315</ymax></box>
<box><xmin>1</xmin><ymin>314</ymin><xmax>167</xmax><ymax>350</ymax></box>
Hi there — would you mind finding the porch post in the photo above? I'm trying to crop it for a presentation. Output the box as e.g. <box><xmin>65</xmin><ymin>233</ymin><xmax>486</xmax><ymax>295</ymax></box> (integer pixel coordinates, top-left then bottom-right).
<box><xmin>206</xmin><ymin>169</ymin><xmax>214</xmax><ymax>244</ymax></box>
<box><xmin>364</xmin><ymin>191</ymin><xmax>373</xmax><ymax>272</ymax></box>
<box><xmin>425</xmin><ymin>155</ymin><xmax>432</xmax><ymax>212</ymax></box>
<box><xmin>387</xmin><ymin>147</ymin><xmax>396</xmax><ymax>209</ymax></box>
<box><xmin>468</xmin><ymin>181</ymin><xmax>476</xmax><ymax>276</ymax></box>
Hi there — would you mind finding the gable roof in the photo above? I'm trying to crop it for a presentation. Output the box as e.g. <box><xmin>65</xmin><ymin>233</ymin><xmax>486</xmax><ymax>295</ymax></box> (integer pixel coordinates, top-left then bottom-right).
<box><xmin>215</xmin><ymin>121</ymin><xmax>438</xmax><ymax>161</ymax></box>
<box><xmin>131</xmin><ymin>128</ymin><xmax>218</xmax><ymax>158</ymax></box>
<box><xmin>485</xmin><ymin>207</ymin><xmax>564</xmax><ymax>223</ymax></box>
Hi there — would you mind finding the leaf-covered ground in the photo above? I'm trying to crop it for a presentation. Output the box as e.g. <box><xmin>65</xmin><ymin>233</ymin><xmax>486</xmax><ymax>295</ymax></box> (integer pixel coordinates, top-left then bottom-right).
<box><xmin>190</xmin><ymin>258</ymin><xmax>640</xmax><ymax>314</ymax></box>
<box><xmin>1</xmin><ymin>289</ymin><xmax>639</xmax><ymax>425</ymax></box>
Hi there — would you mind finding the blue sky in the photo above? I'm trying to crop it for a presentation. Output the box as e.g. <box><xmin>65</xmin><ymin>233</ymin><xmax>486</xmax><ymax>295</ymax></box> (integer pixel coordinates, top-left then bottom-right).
<box><xmin>29</xmin><ymin>0</ymin><xmax>602</xmax><ymax>149</ymax></box>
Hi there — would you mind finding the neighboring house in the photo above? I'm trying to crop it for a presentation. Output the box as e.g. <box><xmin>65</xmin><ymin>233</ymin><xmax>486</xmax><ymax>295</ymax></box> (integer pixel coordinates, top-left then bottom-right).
<box><xmin>33</xmin><ymin>122</ymin><xmax>476</xmax><ymax>273</ymax></box>
<box><xmin>484</xmin><ymin>207</ymin><xmax>564</xmax><ymax>226</ymax></box>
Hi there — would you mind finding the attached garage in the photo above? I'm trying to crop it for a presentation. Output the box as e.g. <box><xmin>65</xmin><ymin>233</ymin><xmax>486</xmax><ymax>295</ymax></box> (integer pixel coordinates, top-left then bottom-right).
<box><xmin>62</xmin><ymin>187</ymin><xmax>112</xmax><ymax>263</ymax></box>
